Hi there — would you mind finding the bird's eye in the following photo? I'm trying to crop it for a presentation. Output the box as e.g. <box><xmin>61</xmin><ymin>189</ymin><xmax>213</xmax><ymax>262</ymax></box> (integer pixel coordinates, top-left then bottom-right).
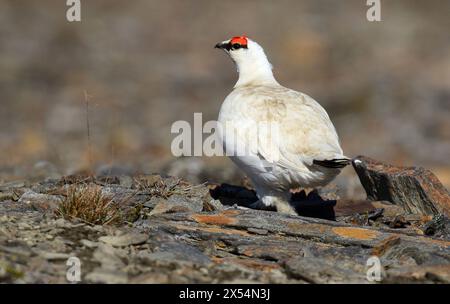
<box><xmin>232</xmin><ymin>43</ymin><xmax>241</xmax><ymax>50</ymax></box>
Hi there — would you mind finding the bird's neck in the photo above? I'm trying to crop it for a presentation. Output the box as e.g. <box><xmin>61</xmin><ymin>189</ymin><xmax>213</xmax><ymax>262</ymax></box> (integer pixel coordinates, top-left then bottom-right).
<box><xmin>234</xmin><ymin>57</ymin><xmax>279</xmax><ymax>88</ymax></box>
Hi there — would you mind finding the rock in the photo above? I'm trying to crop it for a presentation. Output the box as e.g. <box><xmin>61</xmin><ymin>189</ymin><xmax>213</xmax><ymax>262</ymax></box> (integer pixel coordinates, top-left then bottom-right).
<box><xmin>370</xmin><ymin>201</ymin><xmax>406</xmax><ymax>217</ymax></box>
<box><xmin>247</xmin><ymin>228</ymin><xmax>268</xmax><ymax>235</ymax></box>
<box><xmin>0</xmin><ymin>245</ymin><xmax>33</xmax><ymax>257</ymax></box>
<box><xmin>161</xmin><ymin>208</ymin><xmax>450</xmax><ymax>255</ymax></box>
<box><xmin>388</xmin><ymin>215</ymin><xmax>409</xmax><ymax>229</ymax></box>
<box><xmin>285</xmin><ymin>256</ymin><xmax>366</xmax><ymax>283</ymax></box>
<box><xmin>384</xmin><ymin>264</ymin><xmax>450</xmax><ymax>283</ymax></box>
<box><xmin>421</xmin><ymin>214</ymin><xmax>446</xmax><ymax>236</ymax></box>
<box><xmin>352</xmin><ymin>156</ymin><xmax>450</xmax><ymax>217</ymax></box>
<box><xmin>18</xmin><ymin>190</ymin><xmax>60</xmax><ymax>212</ymax></box>
<box><xmin>142</xmin><ymin>196</ymin><xmax>161</xmax><ymax>209</ymax></box>
<box><xmin>80</xmin><ymin>239</ymin><xmax>99</xmax><ymax>249</ymax></box>
<box><xmin>18</xmin><ymin>222</ymin><xmax>32</xmax><ymax>230</ymax></box>
<box><xmin>91</xmin><ymin>225</ymin><xmax>104</xmax><ymax>232</ymax></box>
<box><xmin>334</xmin><ymin>199</ymin><xmax>401</xmax><ymax>217</ymax></box>
<box><xmin>139</xmin><ymin>242</ymin><xmax>211</xmax><ymax>266</ymax></box>
<box><xmin>54</xmin><ymin>218</ymin><xmax>71</xmax><ymax>228</ymax></box>
<box><xmin>99</xmin><ymin>233</ymin><xmax>148</xmax><ymax>247</ymax></box>
<box><xmin>149</xmin><ymin>195</ymin><xmax>203</xmax><ymax>216</ymax></box>
<box><xmin>85</xmin><ymin>269</ymin><xmax>128</xmax><ymax>284</ymax></box>
<box><xmin>92</xmin><ymin>244</ymin><xmax>127</xmax><ymax>270</ymax></box>
<box><xmin>148</xmin><ymin>200</ymin><xmax>176</xmax><ymax>216</ymax></box>
<box><xmin>167</xmin><ymin>194</ymin><xmax>203</xmax><ymax>212</ymax></box>
<box><xmin>203</xmin><ymin>199</ymin><xmax>224</xmax><ymax>212</ymax></box>
<box><xmin>37</xmin><ymin>251</ymin><xmax>71</xmax><ymax>261</ymax></box>
<box><xmin>1</xmin><ymin>174</ymin><xmax>449</xmax><ymax>284</ymax></box>
<box><xmin>129</xmin><ymin>272</ymin><xmax>169</xmax><ymax>283</ymax></box>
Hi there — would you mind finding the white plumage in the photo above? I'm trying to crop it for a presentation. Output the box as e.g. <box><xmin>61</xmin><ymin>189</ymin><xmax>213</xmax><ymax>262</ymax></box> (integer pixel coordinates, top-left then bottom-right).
<box><xmin>216</xmin><ymin>36</ymin><xmax>349</xmax><ymax>214</ymax></box>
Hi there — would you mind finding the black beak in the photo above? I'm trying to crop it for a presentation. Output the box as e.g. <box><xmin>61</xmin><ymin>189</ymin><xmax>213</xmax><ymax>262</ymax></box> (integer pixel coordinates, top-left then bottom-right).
<box><xmin>215</xmin><ymin>42</ymin><xmax>231</xmax><ymax>51</ymax></box>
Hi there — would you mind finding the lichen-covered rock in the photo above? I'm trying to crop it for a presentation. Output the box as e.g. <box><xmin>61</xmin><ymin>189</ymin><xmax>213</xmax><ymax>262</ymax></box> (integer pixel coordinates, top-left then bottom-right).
<box><xmin>0</xmin><ymin>173</ymin><xmax>449</xmax><ymax>284</ymax></box>
<box><xmin>352</xmin><ymin>155</ymin><xmax>450</xmax><ymax>217</ymax></box>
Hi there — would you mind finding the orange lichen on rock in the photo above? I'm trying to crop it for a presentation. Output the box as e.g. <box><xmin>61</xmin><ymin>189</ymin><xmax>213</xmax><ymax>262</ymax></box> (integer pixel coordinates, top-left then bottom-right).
<box><xmin>173</xmin><ymin>223</ymin><xmax>249</xmax><ymax>236</ymax></box>
<box><xmin>332</xmin><ymin>227</ymin><xmax>380</xmax><ymax>240</ymax></box>
<box><xmin>191</xmin><ymin>212</ymin><xmax>238</xmax><ymax>225</ymax></box>
<box><xmin>371</xmin><ymin>235</ymin><xmax>401</xmax><ymax>256</ymax></box>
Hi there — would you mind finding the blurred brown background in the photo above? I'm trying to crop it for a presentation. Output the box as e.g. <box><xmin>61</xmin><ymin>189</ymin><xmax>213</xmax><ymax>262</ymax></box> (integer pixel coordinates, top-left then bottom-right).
<box><xmin>0</xmin><ymin>0</ymin><xmax>449</xmax><ymax>193</ymax></box>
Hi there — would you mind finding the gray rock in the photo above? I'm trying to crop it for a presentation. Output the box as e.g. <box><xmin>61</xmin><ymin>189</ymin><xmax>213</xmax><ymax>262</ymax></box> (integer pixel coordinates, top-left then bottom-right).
<box><xmin>99</xmin><ymin>233</ymin><xmax>148</xmax><ymax>247</ymax></box>
<box><xmin>54</xmin><ymin>218</ymin><xmax>71</xmax><ymax>228</ymax></box>
<box><xmin>18</xmin><ymin>190</ymin><xmax>60</xmax><ymax>212</ymax></box>
<box><xmin>148</xmin><ymin>194</ymin><xmax>203</xmax><ymax>216</ymax></box>
<box><xmin>167</xmin><ymin>194</ymin><xmax>203</xmax><ymax>212</ymax></box>
<box><xmin>352</xmin><ymin>155</ymin><xmax>450</xmax><ymax>216</ymax></box>
<box><xmin>92</xmin><ymin>243</ymin><xmax>127</xmax><ymax>270</ymax></box>
<box><xmin>148</xmin><ymin>201</ymin><xmax>173</xmax><ymax>216</ymax></box>
<box><xmin>91</xmin><ymin>225</ymin><xmax>104</xmax><ymax>232</ymax></box>
<box><xmin>85</xmin><ymin>269</ymin><xmax>128</xmax><ymax>284</ymax></box>
<box><xmin>247</xmin><ymin>227</ymin><xmax>268</xmax><ymax>235</ymax></box>
<box><xmin>139</xmin><ymin>242</ymin><xmax>211</xmax><ymax>266</ymax></box>
<box><xmin>143</xmin><ymin>196</ymin><xmax>162</xmax><ymax>209</ymax></box>
<box><xmin>80</xmin><ymin>239</ymin><xmax>99</xmax><ymax>249</ymax></box>
<box><xmin>1</xmin><ymin>173</ymin><xmax>450</xmax><ymax>284</ymax></box>
<box><xmin>0</xmin><ymin>245</ymin><xmax>32</xmax><ymax>257</ymax></box>
<box><xmin>203</xmin><ymin>199</ymin><xmax>224</xmax><ymax>212</ymax></box>
<box><xmin>285</xmin><ymin>256</ymin><xmax>367</xmax><ymax>283</ymax></box>
<box><xmin>37</xmin><ymin>251</ymin><xmax>71</xmax><ymax>261</ymax></box>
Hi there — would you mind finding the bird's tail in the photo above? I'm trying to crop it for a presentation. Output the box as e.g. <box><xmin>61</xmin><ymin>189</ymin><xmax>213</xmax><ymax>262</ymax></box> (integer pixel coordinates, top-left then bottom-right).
<box><xmin>312</xmin><ymin>158</ymin><xmax>351</xmax><ymax>169</ymax></box>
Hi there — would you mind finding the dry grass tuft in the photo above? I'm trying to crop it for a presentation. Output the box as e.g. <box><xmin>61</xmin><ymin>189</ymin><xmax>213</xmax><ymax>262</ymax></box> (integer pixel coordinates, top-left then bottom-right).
<box><xmin>134</xmin><ymin>176</ymin><xmax>181</xmax><ymax>198</ymax></box>
<box><xmin>134</xmin><ymin>175</ymin><xmax>204</xmax><ymax>199</ymax></box>
<box><xmin>55</xmin><ymin>184</ymin><xmax>121</xmax><ymax>225</ymax></box>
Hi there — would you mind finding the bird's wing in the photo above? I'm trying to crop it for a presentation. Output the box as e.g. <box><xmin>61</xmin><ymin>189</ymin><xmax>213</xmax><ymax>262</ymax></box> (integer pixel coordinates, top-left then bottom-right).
<box><xmin>236</xmin><ymin>87</ymin><xmax>345</xmax><ymax>171</ymax></box>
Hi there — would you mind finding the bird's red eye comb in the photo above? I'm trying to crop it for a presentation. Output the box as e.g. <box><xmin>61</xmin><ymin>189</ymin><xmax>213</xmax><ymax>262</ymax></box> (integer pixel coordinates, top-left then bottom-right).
<box><xmin>230</xmin><ymin>36</ymin><xmax>248</xmax><ymax>47</ymax></box>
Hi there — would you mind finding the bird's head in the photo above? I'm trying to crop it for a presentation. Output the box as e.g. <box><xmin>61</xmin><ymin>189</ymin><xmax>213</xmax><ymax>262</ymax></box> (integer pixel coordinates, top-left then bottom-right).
<box><xmin>215</xmin><ymin>36</ymin><xmax>249</xmax><ymax>52</ymax></box>
<box><xmin>215</xmin><ymin>36</ymin><xmax>263</xmax><ymax>64</ymax></box>
<box><xmin>215</xmin><ymin>36</ymin><xmax>276</xmax><ymax>87</ymax></box>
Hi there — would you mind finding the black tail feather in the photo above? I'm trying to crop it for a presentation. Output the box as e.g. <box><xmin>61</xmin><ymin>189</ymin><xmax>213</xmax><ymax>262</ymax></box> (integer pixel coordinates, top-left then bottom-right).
<box><xmin>313</xmin><ymin>158</ymin><xmax>351</xmax><ymax>169</ymax></box>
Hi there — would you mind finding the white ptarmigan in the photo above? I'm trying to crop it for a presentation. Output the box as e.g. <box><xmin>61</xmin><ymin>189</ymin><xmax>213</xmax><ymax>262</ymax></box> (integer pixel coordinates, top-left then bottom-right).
<box><xmin>215</xmin><ymin>36</ymin><xmax>350</xmax><ymax>215</ymax></box>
